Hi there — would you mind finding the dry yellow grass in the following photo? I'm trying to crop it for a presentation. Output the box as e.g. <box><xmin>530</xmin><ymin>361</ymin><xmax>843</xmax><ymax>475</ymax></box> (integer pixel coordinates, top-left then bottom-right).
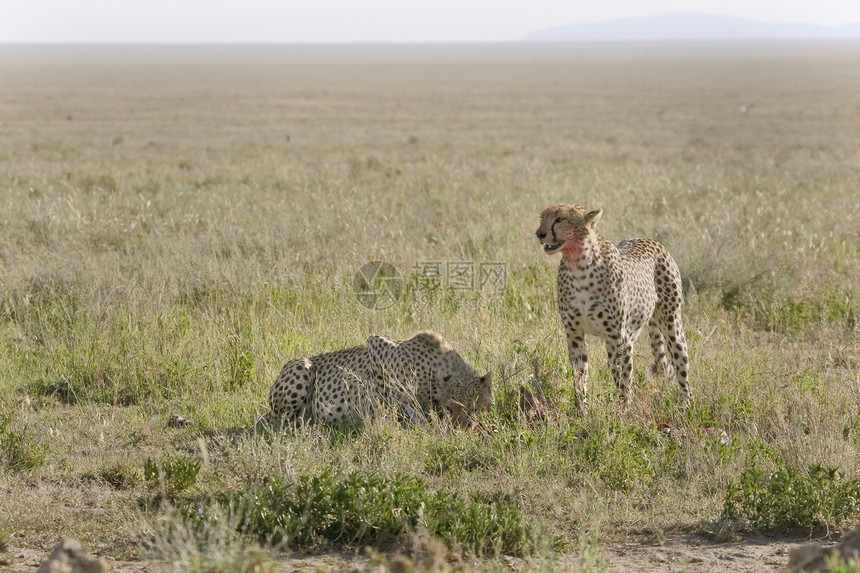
<box><xmin>0</xmin><ymin>41</ymin><xmax>858</xmax><ymax>571</ymax></box>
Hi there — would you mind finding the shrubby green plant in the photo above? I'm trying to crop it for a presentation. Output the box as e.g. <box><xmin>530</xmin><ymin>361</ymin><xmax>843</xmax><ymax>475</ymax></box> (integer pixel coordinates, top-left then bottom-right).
<box><xmin>171</xmin><ymin>469</ymin><xmax>564</xmax><ymax>557</ymax></box>
<box><xmin>723</xmin><ymin>462</ymin><xmax>860</xmax><ymax>532</ymax></box>
<box><xmin>144</xmin><ymin>455</ymin><xmax>201</xmax><ymax>497</ymax></box>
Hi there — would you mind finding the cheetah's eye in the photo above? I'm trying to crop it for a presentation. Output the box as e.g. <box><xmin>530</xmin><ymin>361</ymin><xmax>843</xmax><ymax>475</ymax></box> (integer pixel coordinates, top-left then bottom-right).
<box><xmin>554</xmin><ymin>217</ymin><xmax>563</xmax><ymax>224</ymax></box>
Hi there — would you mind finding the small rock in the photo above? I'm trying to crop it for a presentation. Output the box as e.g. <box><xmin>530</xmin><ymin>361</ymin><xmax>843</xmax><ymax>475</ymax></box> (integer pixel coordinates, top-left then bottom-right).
<box><xmin>787</xmin><ymin>526</ymin><xmax>860</xmax><ymax>571</ymax></box>
<box><xmin>37</xmin><ymin>538</ymin><xmax>108</xmax><ymax>573</ymax></box>
<box><xmin>167</xmin><ymin>413</ymin><xmax>192</xmax><ymax>428</ymax></box>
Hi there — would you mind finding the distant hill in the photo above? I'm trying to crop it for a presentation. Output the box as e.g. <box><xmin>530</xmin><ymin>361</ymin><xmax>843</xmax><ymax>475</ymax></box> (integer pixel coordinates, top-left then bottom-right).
<box><xmin>523</xmin><ymin>13</ymin><xmax>860</xmax><ymax>42</ymax></box>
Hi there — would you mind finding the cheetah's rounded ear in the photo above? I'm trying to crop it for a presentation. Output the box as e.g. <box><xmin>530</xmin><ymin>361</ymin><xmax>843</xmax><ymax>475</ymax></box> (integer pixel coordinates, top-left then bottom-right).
<box><xmin>584</xmin><ymin>209</ymin><xmax>603</xmax><ymax>227</ymax></box>
<box><xmin>481</xmin><ymin>371</ymin><xmax>492</xmax><ymax>387</ymax></box>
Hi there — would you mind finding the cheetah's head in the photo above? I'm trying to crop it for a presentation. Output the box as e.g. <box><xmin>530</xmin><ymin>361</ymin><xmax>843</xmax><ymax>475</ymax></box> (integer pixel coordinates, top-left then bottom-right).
<box><xmin>536</xmin><ymin>204</ymin><xmax>603</xmax><ymax>256</ymax></box>
<box><xmin>369</xmin><ymin>332</ymin><xmax>492</xmax><ymax>428</ymax></box>
<box><xmin>436</xmin><ymin>370</ymin><xmax>493</xmax><ymax>428</ymax></box>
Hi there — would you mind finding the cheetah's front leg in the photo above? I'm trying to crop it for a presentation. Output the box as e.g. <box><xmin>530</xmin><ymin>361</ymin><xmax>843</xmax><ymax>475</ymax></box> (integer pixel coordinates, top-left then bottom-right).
<box><xmin>564</xmin><ymin>327</ymin><xmax>589</xmax><ymax>409</ymax></box>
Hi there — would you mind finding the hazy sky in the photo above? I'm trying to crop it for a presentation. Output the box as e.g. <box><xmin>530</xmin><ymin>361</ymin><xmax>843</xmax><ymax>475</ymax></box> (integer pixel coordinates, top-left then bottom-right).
<box><xmin>3</xmin><ymin>0</ymin><xmax>860</xmax><ymax>43</ymax></box>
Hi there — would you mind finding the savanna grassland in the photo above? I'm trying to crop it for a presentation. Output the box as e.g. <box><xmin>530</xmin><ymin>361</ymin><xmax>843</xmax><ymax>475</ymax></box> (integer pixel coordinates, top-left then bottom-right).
<box><xmin>0</xmin><ymin>41</ymin><xmax>858</xmax><ymax>571</ymax></box>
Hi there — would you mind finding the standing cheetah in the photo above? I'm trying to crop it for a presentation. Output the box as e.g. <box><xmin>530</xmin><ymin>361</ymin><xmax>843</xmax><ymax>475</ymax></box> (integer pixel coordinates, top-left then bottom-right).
<box><xmin>266</xmin><ymin>331</ymin><xmax>492</xmax><ymax>428</ymax></box>
<box><xmin>535</xmin><ymin>204</ymin><xmax>691</xmax><ymax>408</ymax></box>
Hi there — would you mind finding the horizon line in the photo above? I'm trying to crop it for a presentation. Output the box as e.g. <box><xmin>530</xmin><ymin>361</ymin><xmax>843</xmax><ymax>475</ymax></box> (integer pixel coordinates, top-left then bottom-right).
<box><xmin>4</xmin><ymin>37</ymin><xmax>860</xmax><ymax>46</ymax></box>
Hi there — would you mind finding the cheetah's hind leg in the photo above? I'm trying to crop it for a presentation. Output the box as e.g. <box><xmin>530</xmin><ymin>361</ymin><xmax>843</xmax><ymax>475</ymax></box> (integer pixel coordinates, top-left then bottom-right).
<box><xmin>647</xmin><ymin>314</ymin><xmax>674</xmax><ymax>379</ymax></box>
<box><xmin>266</xmin><ymin>358</ymin><xmax>314</xmax><ymax>427</ymax></box>
<box><xmin>651</xmin><ymin>308</ymin><xmax>691</xmax><ymax>407</ymax></box>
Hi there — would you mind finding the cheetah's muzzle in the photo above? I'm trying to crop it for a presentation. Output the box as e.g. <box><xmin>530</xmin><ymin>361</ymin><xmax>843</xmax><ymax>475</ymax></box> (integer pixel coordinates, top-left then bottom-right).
<box><xmin>543</xmin><ymin>240</ymin><xmax>563</xmax><ymax>253</ymax></box>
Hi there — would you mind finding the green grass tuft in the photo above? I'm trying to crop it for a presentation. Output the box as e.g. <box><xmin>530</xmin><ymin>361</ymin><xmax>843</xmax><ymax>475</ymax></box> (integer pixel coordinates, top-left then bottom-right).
<box><xmin>0</xmin><ymin>415</ymin><xmax>48</xmax><ymax>472</ymax></box>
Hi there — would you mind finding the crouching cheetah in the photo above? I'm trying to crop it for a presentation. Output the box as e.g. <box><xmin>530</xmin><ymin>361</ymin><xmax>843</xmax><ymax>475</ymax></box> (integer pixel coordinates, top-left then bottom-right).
<box><xmin>266</xmin><ymin>331</ymin><xmax>492</xmax><ymax>428</ymax></box>
<box><xmin>536</xmin><ymin>204</ymin><xmax>691</xmax><ymax>408</ymax></box>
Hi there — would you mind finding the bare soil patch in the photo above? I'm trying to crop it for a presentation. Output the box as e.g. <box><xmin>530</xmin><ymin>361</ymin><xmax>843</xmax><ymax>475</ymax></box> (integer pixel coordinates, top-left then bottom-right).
<box><xmin>2</xmin><ymin>536</ymin><xmax>818</xmax><ymax>572</ymax></box>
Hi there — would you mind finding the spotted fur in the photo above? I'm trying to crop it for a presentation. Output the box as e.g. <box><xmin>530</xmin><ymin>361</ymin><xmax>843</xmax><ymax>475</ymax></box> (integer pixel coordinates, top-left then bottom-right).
<box><xmin>266</xmin><ymin>331</ymin><xmax>492</xmax><ymax>427</ymax></box>
<box><xmin>536</xmin><ymin>204</ymin><xmax>691</xmax><ymax>408</ymax></box>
